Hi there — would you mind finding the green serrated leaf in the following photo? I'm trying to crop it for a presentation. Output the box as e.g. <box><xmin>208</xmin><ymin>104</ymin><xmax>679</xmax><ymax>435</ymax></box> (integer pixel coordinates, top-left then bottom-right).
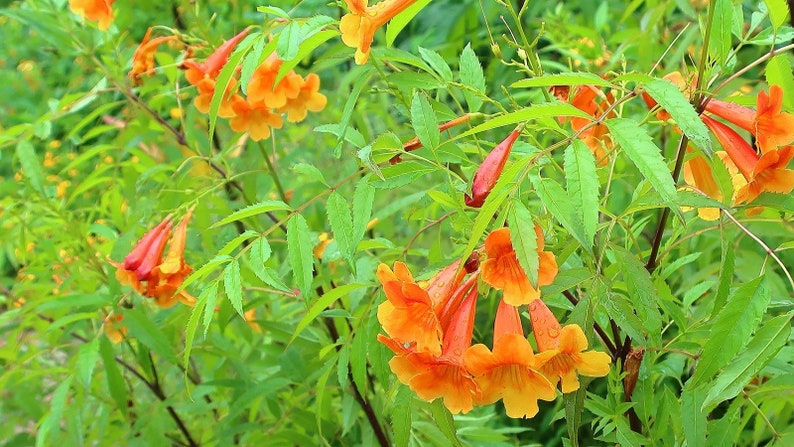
<box><xmin>764</xmin><ymin>0</ymin><xmax>789</xmax><ymax>30</ymax></box>
<box><xmin>511</xmin><ymin>72</ymin><xmax>615</xmax><ymax>89</ymax></box>
<box><xmin>328</xmin><ymin>192</ymin><xmax>355</xmax><ymax>262</ymax></box>
<box><xmin>293</xmin><ymin>163</ymin><xmax>328</xmax><ymax>185</ymax></box>
<box><xmin>708</xmin><ymin>0</ymin><xmax>733</xmax><ymax>68</ymax></box>
<box><xmin>385</xmin><ymin>0</ymin><xmax>432</xmax><ymax>47</ymax></box>
<box><xmin>428</xmin><ymin>399</ymin><xmax>463</xmax><ymax>447</ymax></box>
<box><xmin>682</xmin><ymin>381</ymin><xmax>708</xmax><ymax>447</ymax></box>
<box><xmin>692</xmin><ymin>276</ymin><xmax>770</xmax><ymax>385</ymax></box>
<box><xmin>210</xmin><ymin>35</ymin><xmax>262</xmax><ymax>142</ymax></box>
<box><xmin>352</xmin><ymin>177</ymin><xmax>375</xmax><ymax>241</ymax></box>
<box><xmin>15</xmin><ymin>140</ymin><xmax>44</xmax><ymax>192</ymax></box>
<box><xmin>276</xmin><ymin>29</ymin><xmax>338</xmax><ymax>82</ymax></box>
<box><xmin>276</xmin><ymin>21</ymin><xmax>301</xmax><ymax>61</ymax></box>
<box><xmin>411</xmin><ymin>92</ymin><xmax>440</xmax><ymax>150</ymax></box>
<box><xmin>223</xmin><ymin>260</ymin><xmax>244</xmax><ymax>316</ymax></box>
<box><xmin>210</xmin><ymin>200</ymin><xmax>291</xmax><ymax>229</ymax></box>
<box><xmin>507</xmin><ymin>201</ymin><xmax>538</xmax><ymax>288</ymax></box>
<box><xmin>257</xmin><ymin>6</ymin><xmax>290</xmax><ymax>18</ymax></box>
<box><xmin>184</xmin><ymin>287</ymin><xmax>208</xmax><ymax>369</ymax></box>
<box><xmin>606</xmin><ymin>118</ymin><xmax>679</xmax><ymax>213</ymax></box>
<box><xmin>533</xmin><ymin>177</ymin><xmax>589</xmax><ymax>248</ymax></box>
<box><xmin>613</xmin><ymin>247</ymin><xmax>663</xmax><ymax>345</ymax></box>
<box><xmin>456</xmin><ymin>105</ymin><xmax>591</xmax><ymax>141</ymax></box>
<box><xmin>712</xmin><ymin>240</ymin><xmax>734</xmax><ymax>318</ymax></box>
<box><xmin>99</xmin><ymin>337</ymin><xmax>128</xmax><ymax>418</ymax></box>
<box><xmin>287</xmin><ymin>214</ymin><xmax>314</xmax><ymax>298</ymax></box>
<box><xmin>564</xmin><ymin>140</ymin><xmax>599</xmax><ymax>249</ymax></box>
<box><xmin>37</xmin><ymin>376</ymin><xmax>72</xmax><ymax>447</ymax></box>
<box><xmin>290</xmin><ymin>283</ymin><xmax>368</xmax><ymax>344</ymax></box>
<box><xmin>201</xmin><ymin>282</ymin><xmax>220</xmax><ymax>336</ymax></box>
<box><xmin>392</xmin><ymin>385</ymin><xmax>414</xmax><ymax>447</ymax></box>
<box><xmin>335</xmin><ymin>67</ymin><xmax>373</xmax><ymax>156</ymax></box>
<box><xmin>702</xmin><ymin>313</ymin><xmax>792</xmax><ymax>411</ymax></box>
<box><xmin>76</xmin><ymin>338</ymin><xmax>99</xmax><ymax>388</ymax></box>
<box><xmin>418</xmin><ymin>47</ymin><xmax>453</xmax><ymax>81</ymax></box>
<box><xmin>459</xmin><ymin>43</ymin><xmax>485</xmax><ymax>112</ymax></box>
<box><xmin>643</xmin><ymin>78</ymin><xmax>713</xmax><ymax>156</ymax></box>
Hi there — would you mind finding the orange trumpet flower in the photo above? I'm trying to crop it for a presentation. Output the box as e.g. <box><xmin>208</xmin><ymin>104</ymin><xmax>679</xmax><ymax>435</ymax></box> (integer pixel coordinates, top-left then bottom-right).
<box><xmin>129</xmin><ymin>28</ymin><xmax>179</xmax><ymax>86</ymax></box>
<box><xmin>702</xmin><ymin>115</ymin><xmax>794</xmax><ymax>204</ymax></box>
<box><xmin>480</xmin><ymin>227</ymin><xmax>558</xmax><ymax>306</ymax></box>
<box><xmin>69</xmin><ymin>0</ymin><xmax>115</xmax><ymax>30</ymax></box>
<box><xmin>528</xmin><ymin>300</ymin><xmax>611</xmax><ymax>393</ymax></box>
<box><xmin>340</xmin><ymin>0</ymin><xmax>419</xmax><ymax>64</ymax></box>
<box><xmin>464</xmin><ymin>299</ymin><xmax>557</xmax><ymax>418</ymax></box>
<box><xmin>704</xmin><ymin>85</ymin><xmax>794</xmax><ymax>154</ymax></box>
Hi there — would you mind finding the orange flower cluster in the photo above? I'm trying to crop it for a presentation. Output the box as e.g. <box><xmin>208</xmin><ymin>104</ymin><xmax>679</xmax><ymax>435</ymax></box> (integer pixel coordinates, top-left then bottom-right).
<box><xmin>552</xmin><ymin>84</ymin><xmax>615</xmax><ymax>165</ymax></box>
<box><xmin>377</xmin><ymin>227</ymin><xmax>610</xmax><ymax>417</ymax></box>
<box><xmin>182</xmin><ymin>30</ymin><xmax>327</xmax><ymax>141</ymax></box>
<box><xmin>69</xmin><ymin>0</ymin><xmax>115</xmax><ymax>30</ymax></box>
<box><xmin>645</xmin><ymin>75</ymin><xmax>794</xmax><ymax>217</ymax></box>
<box><xmin>111</xmin><ymin>209</ymin><xmax>196</xmax><ymax>308</ymax></box>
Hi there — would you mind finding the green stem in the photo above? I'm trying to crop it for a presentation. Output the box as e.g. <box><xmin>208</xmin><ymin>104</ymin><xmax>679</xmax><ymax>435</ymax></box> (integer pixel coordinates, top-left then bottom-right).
<box><xmin>258</xmin><ymin>139</ymin><xmax>288</xmax><ymax>203</ymax></box>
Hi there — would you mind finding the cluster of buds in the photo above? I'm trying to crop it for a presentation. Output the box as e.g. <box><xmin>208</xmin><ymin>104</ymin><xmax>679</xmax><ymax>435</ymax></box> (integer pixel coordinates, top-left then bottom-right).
<box><xmin>645</xmin><ymin>74</ymin><xmax>794</xmax><ymax>218</ymax></box>
<box><xmin>376</xmin><ymin>226</ymin><xmax>611</xmax><ymax>417</ymax></box>
<box><xmin>182</xmin><ymin>29</ymin><xmax>327</xmax><ymax>141</ymax></box>
<box><xmin>110</xmin><ymin>208</ymin><xmax>195</xmax><ymax>309</ymax></box>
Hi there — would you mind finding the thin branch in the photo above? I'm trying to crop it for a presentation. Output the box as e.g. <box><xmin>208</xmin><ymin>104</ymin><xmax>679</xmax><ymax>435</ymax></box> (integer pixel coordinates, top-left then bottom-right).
<box><xmin>562</xmin><ymin>290</ymin><xmax>617</xmax><ymax>358</ymax></box>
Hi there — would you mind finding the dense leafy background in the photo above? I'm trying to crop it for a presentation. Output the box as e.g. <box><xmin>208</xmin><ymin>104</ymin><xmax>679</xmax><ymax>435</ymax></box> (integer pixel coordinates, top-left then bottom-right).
<box><xmin>1</xmin><ymin>0</ymin><xmax>793</xmax><ymax>446</ymax></box>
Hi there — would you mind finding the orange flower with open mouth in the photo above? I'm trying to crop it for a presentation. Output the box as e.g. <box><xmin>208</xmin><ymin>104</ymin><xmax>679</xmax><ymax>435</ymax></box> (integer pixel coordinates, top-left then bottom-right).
<box><xmin>229</xmin><ymin>96</ymin><xmax>284</xmax><ymax>141</ymax></box>
<box><xmin>704</xmin><ymin>85</ymin><xmax>794</xmax><ymax>154</ymax></box>
<box><xmin>379</xmin><ymin>281</ymin><xmax>481</xmax><ymax>414</ymax></box>
<box><xmin>528</xmin><ymin>300</ymin><xmax>611</xmax><ymax>393</ymax></box>
<box><xmin>340</xmin><ymin>0</ymin><xmax>419</xmax><ymax>64</ymax></box>
<box><xmin>464</xmin><ymin>299</ymin><xmax>557</xmax><ymax>418</ymax></box>
<box><xmin>129</xmin><ymin>28</ymin><xmax>179</xmax><ymax>86</ymax></box>
<box><xmin>481</xmin><ymin>227</ymin><xmax>558</xmax><ymax>306</ymax></box>
<box><xmin>69</xmin><ymin>0</ymin><xmax>115</xmax><ymax>30</ymax></box>
<box><xmin>702</xmin><ymin>115</ymin><xmax>794</xmax><ymax>204</ymax></box>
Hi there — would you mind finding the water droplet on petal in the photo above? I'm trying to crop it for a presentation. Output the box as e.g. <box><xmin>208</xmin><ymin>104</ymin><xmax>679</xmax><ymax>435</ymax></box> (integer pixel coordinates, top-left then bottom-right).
<box><xmin>536</xmin><ymin>330</ymin><xmax>544</xmax><ymax>337</ymax></box>
<box><xmin>528</xmin><ymin>302</ymin><xmax>538</xmax><ymax>311</ymax></box>
<box><xmin>548</xmin><ymin>328</ymin><xmax>560</xmax><ymax>338</ymax></box>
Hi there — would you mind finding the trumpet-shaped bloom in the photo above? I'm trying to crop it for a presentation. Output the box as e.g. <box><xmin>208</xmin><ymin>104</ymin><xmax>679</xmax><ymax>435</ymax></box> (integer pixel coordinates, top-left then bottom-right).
<box><xmin>702</xmin><ymin>115</ymin><xmax>794</xmax><ymax>204</ymax></box>
<box><xmin>704</xmin><ymin>85</ymin><xmax>794</xmax><ymax>154</ymax></box>
<box><xmin>682</xmin><ymin>151</ymin><xmax>724</xmax><ymax>221</ymax></box>
<box><xmin>377</xmin><ymin>262</ymin><xmax>444</xmax><ymax>356</ymax></box>
<box><xmin>114</xmin><ymin>216</ymin><xmax>173</xmax><ymax>289</ymax></box>
<box><xmin>229</xmin><ymin>96</ymin><xmax>284</xmax><ymax>141</ymax></box>
<box><xmin>183</xmin><ymin>29</ymin><xmax>250</xmax><ymax>85</ymax></box>
<box><xmin>193</xmin><ymin>79</ymin><xmax>237</xmax><ymax>118</ymax></box>
<box><xmin>129</xmin><ymin>28</ymin><xmax>178</xmax><ymax>86</ymax></box>
<box><xmin>528</xmin><ymin>300</ymin><xmax>611</xmax><ymax>393</ymax></box>
<box><xmin>247</xmin><ymin>54</ymin><xmax>304</xmax><ymax>109</ymax></box>
<box><xmin>340</xmin><ymin>0</ymin><xmax>419</xmax><ymax>64</ymax></box>
<box><xmin>481</xmin><ymin>227</ymin><xmax>558</xmax><ymax>306</ymax></box>
<box><xmin>464</xmin><ymin>300</ymin><xmax>556</xmax><ymax>418</ymax></box>
<box><xmin>278</xmin><ymin>73</ymin><xmax>328</xmax><ymax>123</ymax></box>
<box><xmin>69</xmin><ymin>0</ymin><xmax>114</xmax><ymax>30</ymax></box>
<box><xmin>465</xmin><ymin>127</ymin><xmax>522</xmax><ymax>208</ymax></box>
<box><xmin>380</xmin><ymin>285</ymin><xmax>481</xmax><ymax>414</ymax></box>
<box><xmin>146</xmin><ymin>209</ymin><xmax>196</xmax><ymax>308</ymax></box>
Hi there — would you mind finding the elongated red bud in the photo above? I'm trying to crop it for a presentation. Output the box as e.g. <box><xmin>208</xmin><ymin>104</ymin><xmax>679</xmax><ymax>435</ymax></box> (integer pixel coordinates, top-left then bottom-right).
<box><xmin>701</xmin><ymin>114</ymin><xmax>757</xmax><ymax>180</ymax></box>
<box><xmin>188</xmin><ymin>28</ymin><xmax>250</xmax><ymax>80</ymax></box>
<box><xmin>465</xmin><ymin>127</ymin><xmax>522</xmax><ymax>207</ymax></box>
<box><xmin>440</xmin><ymin>282</ymin><xmax>478</xmax><ymax>362</ymax></box>
<box><xmin>122</xmin><ymin>217</ymin><xmax>172</xmax><ymax>271</ymax></box>
<box><xmin>703</xmin><ymin>99</ymin><xmax>755</xmax><ymax>133</ymax></box>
